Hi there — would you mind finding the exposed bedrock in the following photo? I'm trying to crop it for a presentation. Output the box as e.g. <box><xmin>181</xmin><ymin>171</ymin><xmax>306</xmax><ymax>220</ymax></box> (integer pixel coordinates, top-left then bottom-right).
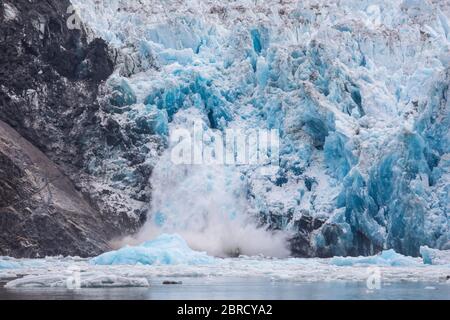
<box><xmin>0</xmin><ymin>0</ymin><xmax>156</xmax><ymax>257</ymax></box>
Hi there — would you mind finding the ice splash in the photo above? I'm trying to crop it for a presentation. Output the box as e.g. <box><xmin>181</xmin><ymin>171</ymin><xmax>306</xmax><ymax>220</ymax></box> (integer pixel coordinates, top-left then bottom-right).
<box><xmin>119</xmin><ymin>112</ymin><xmax>290</xmax><ymax>258</ymax></box>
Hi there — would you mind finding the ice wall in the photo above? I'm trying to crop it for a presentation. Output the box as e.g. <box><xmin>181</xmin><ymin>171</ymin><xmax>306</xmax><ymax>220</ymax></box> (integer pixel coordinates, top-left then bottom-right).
<box><xmin>72</xmin><ymin>0</ymin><xmax>449</xmax><ymax>257</ymax></box>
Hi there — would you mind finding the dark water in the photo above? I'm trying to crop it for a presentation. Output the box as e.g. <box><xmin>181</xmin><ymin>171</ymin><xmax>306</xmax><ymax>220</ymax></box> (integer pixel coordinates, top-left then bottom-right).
<box><xmin>0</xmin><ymin>278</ymin><xmax>449</xmax><ymax>300</ymax></box>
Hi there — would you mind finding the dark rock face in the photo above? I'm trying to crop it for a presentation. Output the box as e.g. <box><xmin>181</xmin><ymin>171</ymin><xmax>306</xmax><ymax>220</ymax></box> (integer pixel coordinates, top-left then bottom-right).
<box><xmin>289</xmin><ymin>214</ymin><xmax>325</xmax><ymax>257</ymax></box>
<box><xmin>0</xmin><ymin>0</ymin><xmax>150</xmax><ymax>257</ymax></box>
<box><xmin>0</xmin><ymin>120</ymin><xmax>110</xmax><ymax>257</ymax></box>
<box><xmin>0</xmin><ymin>0</ymin><xmax>111</xmax><ymax>167</ymax></box>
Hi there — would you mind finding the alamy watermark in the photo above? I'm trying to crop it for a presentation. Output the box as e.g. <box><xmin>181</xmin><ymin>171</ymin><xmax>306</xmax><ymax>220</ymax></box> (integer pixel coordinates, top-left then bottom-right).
<box><xmin>366</xmin><ymin>266</ymin><xmax>382</xmax><ymax>291</ymax></box>
<box><xmin>170</xmin><ymin>121</ymin><xmax>280</xmax><ymax>170</ymax></box>
<box><xmin>66</xmin><ymin>266</ymin><xmax>81</xmax><ymax>290</ymax></box>
<box><xmin>66</xmin><ymin>5</ymin><xmax>81</xmax><ymax>30</ymax></box>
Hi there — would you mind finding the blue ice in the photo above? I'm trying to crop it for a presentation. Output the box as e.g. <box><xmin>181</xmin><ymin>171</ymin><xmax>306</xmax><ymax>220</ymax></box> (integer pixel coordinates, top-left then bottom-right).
<box><xmin>91</xmin><ymin>234</ymin><xmax>215</xmax><ymax>266</ymax></box>
<box><xmin>330</xmin><ymin>249</ymin><xmax>421</xmax><ymax>267</ymax></box>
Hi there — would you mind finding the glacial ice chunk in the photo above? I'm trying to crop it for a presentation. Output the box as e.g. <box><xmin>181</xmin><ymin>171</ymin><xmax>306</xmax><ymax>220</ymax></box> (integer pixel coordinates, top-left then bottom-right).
<box><xmin>420</xmin><ymin>246</ymin><xmax>450</xmax><ymax>266</ymax></box>
<box><xmin>324</xmin><ymin>132</ymin><xmax>356</xmax><ymax>180</ymax></box>
<box><xmin>132</xmin><ymin>105</ymin><xmax>169</xmax><ymax>136</ymax></box>
<box><xmin>146</xmin><ymin>20</ymin><xmax>203</xmax><ymax>51</ymax></box>
<box><xmin>0</xmin><ymin>259</ymin><xmax>20</xmax><ymax>270</ymax></box>
<box><xmin>330</xmin><ymin>249</ymin><xmax>422</xmax><ymax>267</ymax></box>
<box><xmin>109</xmin><ymin>79</ymin><xmax>137</xmax><ymax>108</ymax></box>
<box><xmin>5</xmin><ymin>273</ymin><xmax>149</xmax><ymax>288</ymax></box>
<box><xmin>91</xmin><ymin>234</ymin><xmax>214</xmax><ymax>266</ymax></box>
<box><xmin>0</xmin><ymin>257</ymin><xmax>47</xmax><ymax>269</ymax></box>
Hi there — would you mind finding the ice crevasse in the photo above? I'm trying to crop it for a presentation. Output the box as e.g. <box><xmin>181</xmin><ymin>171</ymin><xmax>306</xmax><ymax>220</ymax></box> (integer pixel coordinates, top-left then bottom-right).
<box><xmin>71</xmin><ymin>0</ymin><xmax>449</xmax><ymax>258</ymax></box>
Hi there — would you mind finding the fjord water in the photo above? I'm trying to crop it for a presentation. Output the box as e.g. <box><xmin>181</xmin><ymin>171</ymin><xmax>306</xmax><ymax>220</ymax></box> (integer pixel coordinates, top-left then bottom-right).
<box><xmin>0</xmin><ymin>278</ymin><xmax>448</xmax><ymax>300</ymax></box>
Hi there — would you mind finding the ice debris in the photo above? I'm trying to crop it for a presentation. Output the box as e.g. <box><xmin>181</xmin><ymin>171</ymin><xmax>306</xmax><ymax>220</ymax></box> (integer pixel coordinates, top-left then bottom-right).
<box><xmin>91</xmin><ymin>234</ymin><xmax>214</xmax><ymax>266</ymax></box>
<box><xmin>420</xmin><ymin>246</ymin><xmax>450</xmax><ymax>266</ymax></box>
<box><xmin>0</xmin><ymin>257</ymin><xmax>47</xmax><ymax>270</ymax></box>
<box><xmin>330</xmin><ymin>249</ymin><xmax>422</xmax><ymax>267</ymax></box>
<box><xmin>5</xmin><ymin>273</ymin><xmax>149</xmax><ymax>289</ymax></box>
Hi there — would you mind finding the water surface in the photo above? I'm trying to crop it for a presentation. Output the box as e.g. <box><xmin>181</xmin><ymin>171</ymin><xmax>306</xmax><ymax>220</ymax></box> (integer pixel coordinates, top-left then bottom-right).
<box><xmin>1</xmin><ymin>278</ymin><xmax>448</xmax><ymax>300</ymax></box>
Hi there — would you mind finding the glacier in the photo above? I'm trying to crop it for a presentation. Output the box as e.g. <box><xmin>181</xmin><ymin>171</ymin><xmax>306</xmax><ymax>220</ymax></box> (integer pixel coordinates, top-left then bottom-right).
<box><xmin>69</xmin><ymin>0</ymin><xmax>450</xmax><ymax>258</ymax></box>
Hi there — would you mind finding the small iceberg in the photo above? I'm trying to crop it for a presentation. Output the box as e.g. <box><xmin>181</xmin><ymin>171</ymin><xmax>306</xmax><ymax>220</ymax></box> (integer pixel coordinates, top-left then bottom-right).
<box><xmin>91</xmin><ymin>234</ymin><xmax>215</xmax><ymax>266</ymax></box>
<box><xmin>5</xmin><ymin>273</ymin><xmax>149</xmax><ymax>289</ymax></box>
<box><xmin>420</xmin><ymin>246</ymin><xmax>450</xmax><ymax>266</ymax></box>
<box><xmin>330</xmin><ymin>249</ymin><xmax>422</xmax><ymax>267</ymax></box>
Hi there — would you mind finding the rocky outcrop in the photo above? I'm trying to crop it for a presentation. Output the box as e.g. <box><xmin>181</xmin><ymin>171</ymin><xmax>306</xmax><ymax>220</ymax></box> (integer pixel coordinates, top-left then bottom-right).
<box><xmin>0</xmin><ymin>120</ymin><xmax>110</xmax><ymax>257</ymax></box>
<box><xmin>0</xmin><ymin>0</ymin><xmax>152</xmax><ymax>257</ymax></box>
<box><xmin>289</xmin><ymin>214</ymin><xmax>326</xmax><ymax>257</ymax></box>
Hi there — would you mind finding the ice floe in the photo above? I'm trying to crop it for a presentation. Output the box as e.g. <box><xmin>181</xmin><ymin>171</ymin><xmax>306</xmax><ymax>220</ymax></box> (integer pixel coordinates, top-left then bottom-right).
<box><xmin>5</xmin><ymin>273</ymin><xmax>149</xmax><ymax>289</ymax></box>
<box><xmin>1</xmin><ymin>243</ymin><xmax>449</xmax><ymax>288</ymax></box>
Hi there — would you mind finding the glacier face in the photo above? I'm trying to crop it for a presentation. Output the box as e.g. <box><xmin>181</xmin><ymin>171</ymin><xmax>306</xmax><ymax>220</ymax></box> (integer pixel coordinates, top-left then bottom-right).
<box><xmin>72</xmin><ymin>0</ymin><xmax>449</xmax><ymax>257</ymax></box>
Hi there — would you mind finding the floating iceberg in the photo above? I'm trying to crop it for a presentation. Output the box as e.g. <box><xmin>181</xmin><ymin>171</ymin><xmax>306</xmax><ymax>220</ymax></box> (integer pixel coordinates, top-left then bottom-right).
<box><xmin>330</xmin><ymin>249</ymin><xmax>422</xmax><ymax>267</ymax></box>
<box><xmin>420</xmin><ymin>246</ymin><xmax>450</xmax><ymax>266</ymax></box>
<box><xmin>91</xmin><ymin>234</ymin><xmax>215</xmax><ymax>266</ymax></box>
<box><xmin>5</xmin><ymin>273</ymin><xmax>149</xmax><ymax>289</ymax></box>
